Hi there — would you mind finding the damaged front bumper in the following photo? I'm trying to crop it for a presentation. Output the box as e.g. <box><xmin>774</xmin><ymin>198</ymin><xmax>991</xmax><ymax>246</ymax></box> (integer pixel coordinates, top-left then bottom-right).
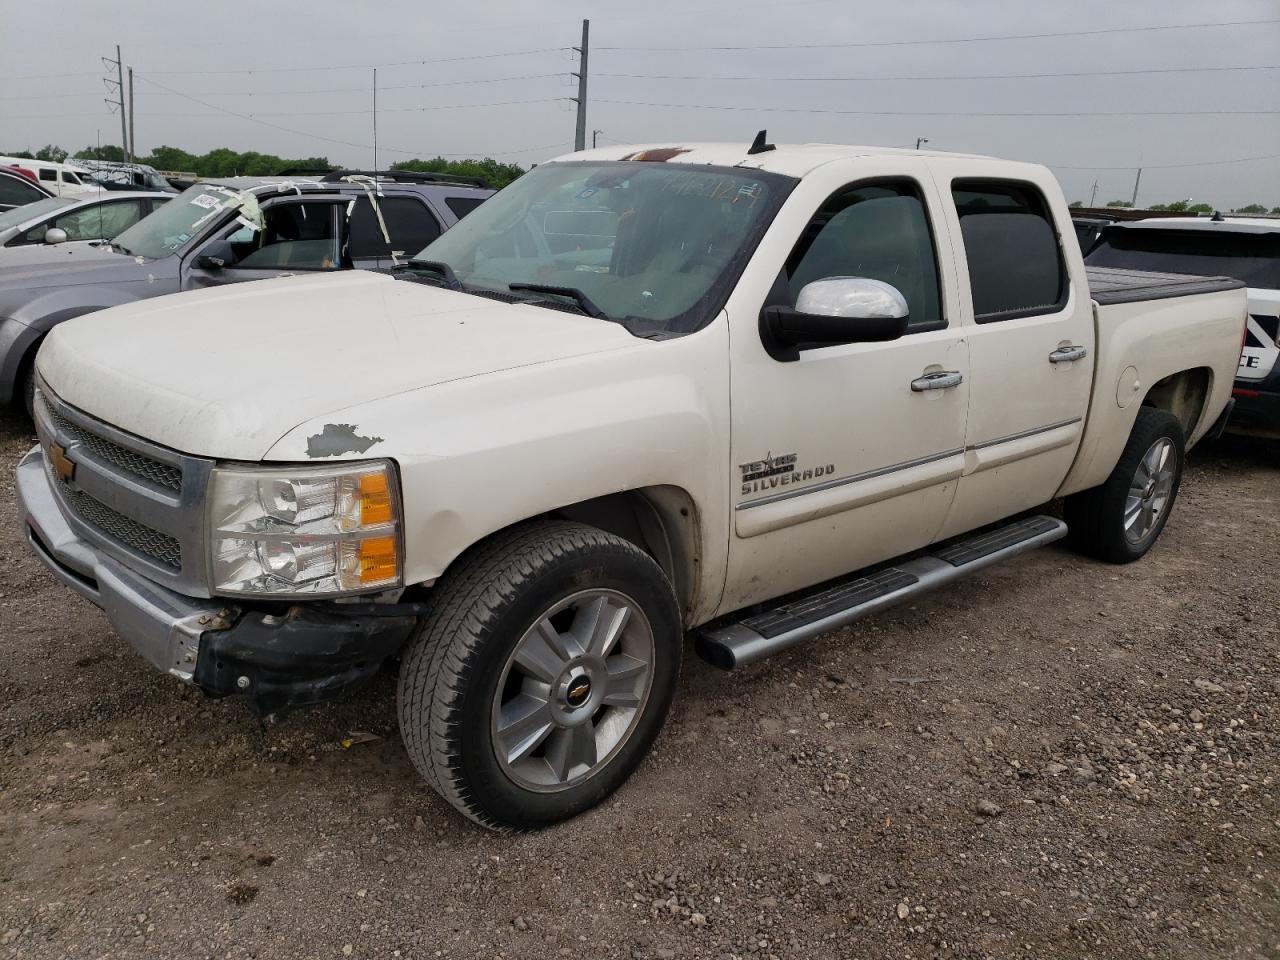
<box><xmin>18</xmin><ymin>446</ymin><xmax>418</xmax><ymax>712</ymax></box>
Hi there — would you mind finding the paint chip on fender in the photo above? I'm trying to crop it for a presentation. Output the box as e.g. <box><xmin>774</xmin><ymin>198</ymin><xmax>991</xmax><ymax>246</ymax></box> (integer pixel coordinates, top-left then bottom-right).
<box><xmin>306</xmin><ymin>423</ymin><xmax>384</xmax><ymax>458</ymax></box>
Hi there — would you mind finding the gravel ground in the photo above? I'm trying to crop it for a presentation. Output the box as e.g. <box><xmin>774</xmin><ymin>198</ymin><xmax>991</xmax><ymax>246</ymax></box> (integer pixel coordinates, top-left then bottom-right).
<box><xmin>0</xmin><ymin>409</ymin><xmax>1277</xmax><ymax>960</ymax></box>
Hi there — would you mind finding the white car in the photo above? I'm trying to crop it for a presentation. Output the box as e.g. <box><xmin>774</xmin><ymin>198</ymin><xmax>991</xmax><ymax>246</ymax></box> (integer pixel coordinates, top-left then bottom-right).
<box><xmin>19</xmin><ymin>140</ymin><xmax>1246</xmax><ymax>830</ymax></box>
<box><xmin>0</xmin><ymin>157</ymin><xmax>99</xmax><ymax>198</ymax></box>
<box><xmin>0</xmin><ymin>192</ymin><xmax>171</xmax><ymax>249</ymax></box>
<box><xmin>1086</xmin><ymin>215</ymin><xmax>1280</xmax><ymax>437</ymax></box>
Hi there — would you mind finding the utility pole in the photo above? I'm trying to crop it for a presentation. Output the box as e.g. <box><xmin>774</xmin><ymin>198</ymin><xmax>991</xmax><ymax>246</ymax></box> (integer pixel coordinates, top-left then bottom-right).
<box><xmin>1130</xmin><ymin>167</ymin><xmax>1143</xmax><ymax>208</ymax></box>
<box><xmin>115</xmin><ymin>45</ymin><xmax>127</xmax><ymax>160</ymax></box>
<box><xmin>102</xmin><ymin>46</ymin><xmax>128</xmax><ymax>160</ymax></box>
<box><xmin>127</xmin><ymin>66</ymin><xmax>135</xmax><ymax>164</ymax></box>
<box><xmin>373</xmin><ymin>68</ymin><xmax>378</xmax><ymax>171</ymax></box>
<box><xmin>573</xmin><ymin>19</ymin><xmax>589</xmax><ymax>151</ymax></box>
<box><xmin>915</xmin><ymin>137</ymin><xmax>929</xmax><ymax>150</ymax></box>
<box><xmin>593</xmin><ymin>129</ymin><xmax>602</xmax><ymax>149</ymax></box>
<box><xmin>1089</xmin><ymin>180</ymin><xmax>1099</xmax><ymax>207</ymax></box>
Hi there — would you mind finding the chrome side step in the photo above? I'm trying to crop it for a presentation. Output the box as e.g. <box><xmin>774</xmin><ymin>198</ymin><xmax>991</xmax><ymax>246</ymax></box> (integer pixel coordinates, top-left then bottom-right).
<box><xmin>697</xmin><ymin>514</ymin><xmax>1066</xmax><ymax>670</ymax></box>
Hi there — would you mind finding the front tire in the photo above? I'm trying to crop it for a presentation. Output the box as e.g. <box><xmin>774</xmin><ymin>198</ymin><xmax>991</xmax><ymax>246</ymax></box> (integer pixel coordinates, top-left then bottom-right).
<box><xmin>397</xmin><ymin>521</ymin><xmax>682</xmax><ymax>830</ymax></box>
<box><xmin>1065</xmin><ymin>407</ymin><xmax>1185</xmax><ymax>563</ymax></box>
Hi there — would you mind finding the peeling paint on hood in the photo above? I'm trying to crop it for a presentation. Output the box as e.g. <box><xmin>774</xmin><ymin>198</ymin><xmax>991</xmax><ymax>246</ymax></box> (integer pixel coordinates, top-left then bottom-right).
<box><xmin>37</xmin><ymin>270</ymin><xmax>642</xmax><ymax>461</ymax></box>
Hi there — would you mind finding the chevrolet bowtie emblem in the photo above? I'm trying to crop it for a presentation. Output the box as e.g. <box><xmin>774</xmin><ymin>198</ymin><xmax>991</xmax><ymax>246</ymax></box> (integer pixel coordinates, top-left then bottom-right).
<box><xmin>49</xmin><ymin>442</ymin><xmax>76</xmax><ymax>484</ymax></box>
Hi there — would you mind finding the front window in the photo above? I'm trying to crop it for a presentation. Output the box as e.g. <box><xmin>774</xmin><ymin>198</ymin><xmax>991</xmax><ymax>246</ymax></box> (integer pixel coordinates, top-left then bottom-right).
<box><xmin>110</xmin><ymin>184</ymin><xmax>243</xmax><ymax>260</ymax></box>
<box><xmin>413</xmin><ymin>162</ymin><xmax>792</xmax><ymax>334</ymax></box>
<box><xmin>198</xmin><ymin>200</ymin><xmax>342</xmax><ymax>270</ymax></box>
<box><xmin>1086</xmin><ymin>228</ymin><xmax>1280</xmax><ymax>289</ymax></box>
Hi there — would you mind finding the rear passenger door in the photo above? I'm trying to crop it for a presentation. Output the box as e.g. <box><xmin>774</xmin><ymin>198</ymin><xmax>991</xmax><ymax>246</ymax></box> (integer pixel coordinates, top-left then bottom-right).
<box><xmin>930</xmin><ymin>165</ymin><xmax>1094</xmax><ymax>540</ymax></box>
<box><xmin>346</xmin><ymin>195</ymin><xmax>443</xmax><ymax>270</ymax></box>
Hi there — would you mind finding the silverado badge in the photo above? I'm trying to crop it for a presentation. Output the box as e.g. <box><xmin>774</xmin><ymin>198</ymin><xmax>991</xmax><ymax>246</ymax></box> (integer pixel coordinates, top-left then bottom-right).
<box><xmin>49</xmin><ymin>442</ymin><xmax>76</xmax><ymax>484</ymax></box>
<box><xmin>739</xmin><ymin>451</ymin><xmax>835</xmax><ymax>496</ymax></box>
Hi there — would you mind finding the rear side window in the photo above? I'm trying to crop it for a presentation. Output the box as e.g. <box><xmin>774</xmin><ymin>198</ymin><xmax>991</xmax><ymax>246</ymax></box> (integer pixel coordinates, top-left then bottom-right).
<box><xmin>1087</xmin><ymin>228</ymin><xmax>1280</xmax><ymax>289</ymax></box>
<box><xmin>445</xmin><ymin>196</ymin><xmax>486</xmax><ymax>220</ymax></box>
<box><xmin>952</xmin><ymin>180</ymin><xmax>1066</xmax><ymax>322</ymax></box>
<box><xmin>348</xmin><ymin>197</ymin><xmax>442</xmax><ymax>259</ymax></box>
<box><xmin>38</xmin><ymin>169</ymin><xmax>55</xmax><ymax>182</ymax></box>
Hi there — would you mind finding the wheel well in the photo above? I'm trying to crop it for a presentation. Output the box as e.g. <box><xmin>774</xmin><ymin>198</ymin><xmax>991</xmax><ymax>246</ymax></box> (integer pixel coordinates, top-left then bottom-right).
<box><xmin>1142</xmin><ymin>367</ymin><xmax>1211</xmax><ymax>438</ymax></box>
<box><xmin>13</xmin><ymin>333</ymin><xmax>43</xmax><ymax>407</ymax></box>
<box><xmin>552</xmin><ymin>487</ymin><xmax>702</xmax><ymax>624</ymax></box>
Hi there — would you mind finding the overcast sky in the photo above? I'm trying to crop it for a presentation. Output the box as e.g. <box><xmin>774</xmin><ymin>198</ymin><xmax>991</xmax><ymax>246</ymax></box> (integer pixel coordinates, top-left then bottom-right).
<box><xmin>2</xmin><ymin>0</ymin><xmax>1277</xmax><ymax>208</ymax></box>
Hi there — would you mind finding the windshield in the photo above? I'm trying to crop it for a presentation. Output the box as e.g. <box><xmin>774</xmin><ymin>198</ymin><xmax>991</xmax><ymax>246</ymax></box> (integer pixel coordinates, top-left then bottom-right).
<box><xmin>0</xmin><ymin>196</ymin><xmax>72</xmax><ymax>229</ymax></box>
<box><xmin>110</xmin><ymin>183</ymin><xmax>240</xmax><ymax>259</ymax></box>
<box><xmin>1087</xmin><ymin>227</ymin><xmax>1280</xmax><ymax>289</ymax></box>
<box><xmin>414</xmin><ymin>161</ymin><xmax>792</xmax><ymax>333</ymax></box>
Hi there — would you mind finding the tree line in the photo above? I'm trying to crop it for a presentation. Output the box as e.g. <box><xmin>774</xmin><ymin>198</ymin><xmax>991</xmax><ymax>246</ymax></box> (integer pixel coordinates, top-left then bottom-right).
<box><xmin>3</xmin><ymin>143</ymin><xmax>527</xmax><ymax>188</ymax></box>
<box><xmin>1069</xmin><ymin>198</ymin><xmax>1279</xmax><ymax>214</ymax></box>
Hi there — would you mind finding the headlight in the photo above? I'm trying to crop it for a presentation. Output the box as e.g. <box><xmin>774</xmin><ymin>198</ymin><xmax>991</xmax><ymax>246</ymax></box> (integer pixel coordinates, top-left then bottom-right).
<box><xmin>208</xmin><ymin>460</ymin><xmax>402</xmax><ymax>596</ymax></box>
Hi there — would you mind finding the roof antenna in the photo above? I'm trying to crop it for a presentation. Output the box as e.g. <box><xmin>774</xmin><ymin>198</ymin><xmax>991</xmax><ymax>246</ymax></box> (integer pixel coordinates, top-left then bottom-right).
<box><xmin>747</xmin><ymin>130</ymin><xmax>775</xmax><ymax>155</ymax></box>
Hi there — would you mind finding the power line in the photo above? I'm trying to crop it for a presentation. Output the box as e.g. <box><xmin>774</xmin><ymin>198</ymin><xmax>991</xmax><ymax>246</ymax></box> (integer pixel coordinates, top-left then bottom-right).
<box><xmin>596</xmin><ymin>64</ymin><xmax>1280</xmax><ymax>82</ymax></box>
<box><xmin>0</xmin><ymin>70</ymin><xmax>103</xmax><ymax>81</ymax></box>
<box><xmin>595</xmin><ymin>98</ymin><xmax>1280</xmax><ymax>118</ymax></box>
<box><xmin>597</xmin><ymin>16</ymin><xmax>1280</xmax><ymax>51</ymax></box>
<box><xmin>141</xmin><ymin>47</ymin><xmax>567</xmax><ymax>76</ymax></box>
<box><xmin>131</xmin><ymin>74</ymin><xmax>565</xmax><ymax>158</ymax></box>
<box><xmin>1</xmin><ymin>74</ymin><xmax>567</xmax><ymax>100</ymax></box>
<box><xmin>1047</xmin><ymin>153</ymin><xmax>1280</xmax><ymax>171</ymax></box>
<box><xmin>225</xmin><ymin>98</ymin><xmax>571</xmax><ymax>118</ymax></box>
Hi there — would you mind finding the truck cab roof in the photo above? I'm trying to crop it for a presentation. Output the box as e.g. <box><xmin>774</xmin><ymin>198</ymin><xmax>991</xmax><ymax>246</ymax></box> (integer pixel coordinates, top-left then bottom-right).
<box><xmin>550</xmin><ymin>141</ymin><xmax>1000</xmax><ymax>179</ymax></box>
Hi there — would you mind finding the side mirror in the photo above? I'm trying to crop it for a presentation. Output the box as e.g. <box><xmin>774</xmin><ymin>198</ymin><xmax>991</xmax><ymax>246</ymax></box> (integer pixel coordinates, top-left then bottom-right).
<box><xmin>194</xmin><ymin>254</ymin><xmax>226</xmax><ymax>271</ymax></box>
<box><xmin>43</xmin><ymin>227</ymin><xmax>68</xmax><ymax>246</ymax></box>
<box><xmin>760</xmin><ymin>277</ymin><xmax>909</xmax><ymax>362</ymax></box>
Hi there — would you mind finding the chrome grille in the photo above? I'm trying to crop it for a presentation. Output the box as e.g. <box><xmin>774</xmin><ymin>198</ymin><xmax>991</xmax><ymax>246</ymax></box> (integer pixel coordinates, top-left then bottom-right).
<box><xmin>41</xmin><ymin>399</ymin><xmax>182</xmax><ymax>491</ymax></box>
<box><xmin>49</xmin><ymin>461</ymin><xmax>182</xmax><ymax>569</ymax></box>
<box><xmin>34</xmin><ymin>378</ymin><xmax>215</xmax><ymax>597</ymax></box>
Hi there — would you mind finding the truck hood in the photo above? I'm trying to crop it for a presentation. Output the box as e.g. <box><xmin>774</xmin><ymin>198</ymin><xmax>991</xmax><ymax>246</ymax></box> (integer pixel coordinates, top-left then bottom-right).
<box><xmin>38</xmin><ymin>271</ymin><xmax>641</xmax><ymax>460</ymax></box>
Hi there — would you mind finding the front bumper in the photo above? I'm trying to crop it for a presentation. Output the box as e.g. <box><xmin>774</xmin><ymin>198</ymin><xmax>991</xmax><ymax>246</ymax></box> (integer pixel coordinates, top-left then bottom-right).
<box><xmin>18</xmin><ymin>446</ymin><xmax>418</xmax><ymax>712</ymax></box>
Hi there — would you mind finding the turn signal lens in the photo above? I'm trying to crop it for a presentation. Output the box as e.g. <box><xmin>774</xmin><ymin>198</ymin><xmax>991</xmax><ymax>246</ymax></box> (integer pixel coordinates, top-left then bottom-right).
<box><xmin>356</xmin><ymin>535</ymin><xmax>398</xmax><ymax>585</ymax></box>
<box><xmin>359</xmin><ymin>472</ymin><xmax>393</xmax><ymax>526</ymax></box>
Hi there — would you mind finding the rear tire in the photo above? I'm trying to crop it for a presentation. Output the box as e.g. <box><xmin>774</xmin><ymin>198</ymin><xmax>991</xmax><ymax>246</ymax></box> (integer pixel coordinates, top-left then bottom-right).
<box><xmin>1065</xmin><ymin>407</ymin><xmax>1184</xmax><ymax>563</ymax></box>
<box><xmin>397</xmin><ymin>521</ymin><xmax>681</xmax><ymax>831</ymax></box>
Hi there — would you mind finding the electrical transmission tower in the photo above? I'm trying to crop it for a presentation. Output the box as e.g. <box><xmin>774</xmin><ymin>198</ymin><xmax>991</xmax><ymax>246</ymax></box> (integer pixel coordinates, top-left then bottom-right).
<box><xmin>101</xmin><ymin>45</ymin><xmax>128</xmax><ymax>160</ymax></box>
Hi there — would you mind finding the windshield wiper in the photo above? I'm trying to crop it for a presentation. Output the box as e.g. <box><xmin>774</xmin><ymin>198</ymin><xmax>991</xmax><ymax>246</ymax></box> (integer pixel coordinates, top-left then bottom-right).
<box><xmin>508</xmin><ymin>283</ymin><xmax>607</xmax><ymax>320</ymax></box>
<box><xmin>110</xmin><ymin>241</ymin><xmax>134</xmax><ymax>256</ymax></box>
<box><xmin>401</xmin><ymin>258</ymin><xmax>463</xmax><ymax>291</ymax></box>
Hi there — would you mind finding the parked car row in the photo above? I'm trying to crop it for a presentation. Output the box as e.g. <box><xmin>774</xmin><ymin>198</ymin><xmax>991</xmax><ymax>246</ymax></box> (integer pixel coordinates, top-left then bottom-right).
<box><xmin>11</xmin><ymin>138</ymin><xmax>1253</xmax><ymax>830</ymax></box>
<box><xmin>0</xmin><ymin>169</ymin><xmax>493</xmax><ymax>413</ymax></box>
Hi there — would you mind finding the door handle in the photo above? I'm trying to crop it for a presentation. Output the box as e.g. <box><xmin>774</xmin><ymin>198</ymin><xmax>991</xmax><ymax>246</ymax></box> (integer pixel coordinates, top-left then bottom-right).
<box><xmin>1049</xmin><ymin>345</ymin><xmax>1088</xmax><ymax>363</ymax></box>
<box><xmin>910</xmin><ymin>371</ymin><xmax>964</xmax><ymax>392</ymax></box>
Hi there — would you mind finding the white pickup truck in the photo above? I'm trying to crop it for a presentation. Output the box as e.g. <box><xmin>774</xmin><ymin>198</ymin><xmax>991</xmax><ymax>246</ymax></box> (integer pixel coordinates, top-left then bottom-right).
<box><xmin>18</xmin><ymin>140</ymin><xmax>1246</xmax><ymax>830</ymax></box>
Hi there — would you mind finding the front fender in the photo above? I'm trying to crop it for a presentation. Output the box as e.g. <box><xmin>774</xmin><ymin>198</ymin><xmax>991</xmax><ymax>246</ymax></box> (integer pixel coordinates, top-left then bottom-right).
<box><xmin>0</xmin><ymin>317</ymin><xmax>41</xmax><ymax>403</ymax></box>
<box><xmin>265</xmin><ymin>320</ymin><xmax>733</xmax><ymax>624</ymax></box>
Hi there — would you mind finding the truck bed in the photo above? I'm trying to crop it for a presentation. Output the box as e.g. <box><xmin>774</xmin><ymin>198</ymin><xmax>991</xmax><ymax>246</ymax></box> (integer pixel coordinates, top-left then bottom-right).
<box><xmin>1086</xmin><ymin>266</ymin><xmax>1244</xmax><ymax>305</ymax></box>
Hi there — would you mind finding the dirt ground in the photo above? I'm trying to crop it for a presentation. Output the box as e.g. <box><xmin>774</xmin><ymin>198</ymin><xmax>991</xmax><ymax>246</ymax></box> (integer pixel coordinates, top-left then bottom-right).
<box><xmin>0</xmin><ymin>409</ymin><xmax>1277</xmax><ymax>960</ymax></box>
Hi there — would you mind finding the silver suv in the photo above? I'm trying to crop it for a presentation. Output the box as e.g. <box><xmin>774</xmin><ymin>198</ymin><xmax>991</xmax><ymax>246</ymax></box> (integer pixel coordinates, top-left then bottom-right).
<box><xmin>0</xmin><ymin>170</ymin><xmax>494</xmax><ymax>413</ymax></box>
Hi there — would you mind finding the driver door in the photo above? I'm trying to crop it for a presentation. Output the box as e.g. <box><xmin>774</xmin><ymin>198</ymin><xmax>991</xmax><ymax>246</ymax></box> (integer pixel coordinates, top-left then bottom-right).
<box><xmin>721</xmin><ymin>159</ymin><xmax>971</xmax><ymax>612</ymax></box>
<box><xmin>182</xmin><ymin>197</ymin><xmax>350</xmax><ymax>290</ymax></box>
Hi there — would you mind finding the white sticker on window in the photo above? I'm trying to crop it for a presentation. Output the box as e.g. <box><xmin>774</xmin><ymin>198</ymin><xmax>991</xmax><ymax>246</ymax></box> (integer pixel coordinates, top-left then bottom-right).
<box><xmin>189</xmin><ymin>194</ymin><xmax>222</xmax><ymax>210</ymax></box>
